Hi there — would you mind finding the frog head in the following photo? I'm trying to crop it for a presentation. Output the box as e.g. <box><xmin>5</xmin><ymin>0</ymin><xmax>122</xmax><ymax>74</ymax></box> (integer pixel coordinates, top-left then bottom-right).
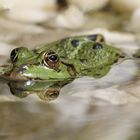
<box><xmin>0</xmin><ymin>47</ymin><xmax>75</xmax><ymax>101</ymax></box>
<box><xmin>9</xmin><ymin>47</ymin><xmax>75</xmax><ymax>81</ymax></box>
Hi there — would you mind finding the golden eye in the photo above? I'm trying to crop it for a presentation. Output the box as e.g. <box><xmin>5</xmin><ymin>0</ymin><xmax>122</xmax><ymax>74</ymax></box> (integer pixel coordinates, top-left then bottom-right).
<box><xmin>44</xmin><ymin>52</ymin><xmax>60</xmax><ymax>70</ymax></box>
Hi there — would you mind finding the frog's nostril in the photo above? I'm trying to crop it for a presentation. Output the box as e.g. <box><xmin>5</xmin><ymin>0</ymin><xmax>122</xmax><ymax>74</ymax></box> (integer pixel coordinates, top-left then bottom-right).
<box><xmin>10</xmin><ymin>48</ymin><xmax>19</xmax><ymax>63</ymax></box>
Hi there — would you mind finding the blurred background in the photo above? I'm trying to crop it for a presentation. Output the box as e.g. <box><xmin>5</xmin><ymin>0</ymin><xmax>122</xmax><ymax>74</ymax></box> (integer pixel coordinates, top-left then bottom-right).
<box><xmin>1</xmin><ymin>0</ymin><xmax>140</xmax><ymax>140</ymax></box>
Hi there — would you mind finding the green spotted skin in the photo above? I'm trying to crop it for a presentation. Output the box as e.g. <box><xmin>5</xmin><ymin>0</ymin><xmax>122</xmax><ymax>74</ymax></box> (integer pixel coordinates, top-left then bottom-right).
<box><xmin>0</xmin><ymin>34</ymin><xmax>126</xmax><ymax>101</ymax></box>
<box><xmin>36</xmin><ymin>34</ymin><xmax>124</xmax><ymax>78</ymax></box>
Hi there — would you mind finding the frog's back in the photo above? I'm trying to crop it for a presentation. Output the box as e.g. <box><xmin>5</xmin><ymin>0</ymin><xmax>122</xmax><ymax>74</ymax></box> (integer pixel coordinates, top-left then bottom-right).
<box><xmin>37</xmin><ymin>34</ymin><xmax>104</xmax><ymax>59</ymax></box>
<box><xmin>36</xmin><ymin>34</ymin><xmax>125</xmax><ymax>78</ymax></box>
<box><xmin>37</xmin><ymin>34</ymin><xmax>122</xmax><ymax>65</ymax></box>
<box><xmin>38</xmin><ymin>34</ymin><xmax>123</xmax><ymax>77</ymax></box>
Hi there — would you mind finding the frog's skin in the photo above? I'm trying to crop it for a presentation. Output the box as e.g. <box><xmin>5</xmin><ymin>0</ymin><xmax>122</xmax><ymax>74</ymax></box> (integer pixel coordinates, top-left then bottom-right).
<box><xmin>0</xmin><ymin>34</ymin><xmax>125</xmax><ymax>101</ymax></box>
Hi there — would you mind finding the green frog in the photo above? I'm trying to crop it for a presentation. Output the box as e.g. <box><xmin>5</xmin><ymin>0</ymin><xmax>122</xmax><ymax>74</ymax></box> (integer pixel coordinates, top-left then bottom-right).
<box><xmin>0</xmin><ymin>34</ymin><xmax>126</xmax><ymax>101</ymax></box>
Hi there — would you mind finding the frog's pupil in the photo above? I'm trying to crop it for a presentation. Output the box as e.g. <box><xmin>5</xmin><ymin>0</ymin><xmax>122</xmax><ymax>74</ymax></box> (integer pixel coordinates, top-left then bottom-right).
<box><xmin>48</xmin><ymin>54</ymin><xmax>58</xmax><ymax>62</ymax></box>
<box><xmin>71</xmin><ymin>40</ymin><xmax>79</xmax><ymax>47</ymax></box>
<box><xmin>10</xmin><ymin>48</ymin><xmax>19</xmax><ymax>62</ymax></box>
<box><xmin>92</xmin><ymin>43</ymin><xmax>103</xmax><ymax>49</ymax></box>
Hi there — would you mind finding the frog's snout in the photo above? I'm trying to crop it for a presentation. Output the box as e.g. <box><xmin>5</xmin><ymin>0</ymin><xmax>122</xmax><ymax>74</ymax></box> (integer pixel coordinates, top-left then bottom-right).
<box><xmin>10</xmin><ymin>47</ymin><xmax>34</xmax><ymax>64</ymax></box>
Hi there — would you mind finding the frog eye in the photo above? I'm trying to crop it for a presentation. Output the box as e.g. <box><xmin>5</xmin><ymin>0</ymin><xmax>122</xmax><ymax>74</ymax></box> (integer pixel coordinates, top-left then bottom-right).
<box><xmin>10</xmin><ymin>48</ymin><xmax>19</xmax><ymax>62</ymax></box>
<box><xmin>44</xmin><ymin>52</ymin><xmax>60</xmax><ymax>70</ymax></box>
<box><xmin>92</xmin><ymin>43</ymin><xmax>103</xmax><ymax>49</ymax></box>
<box><xmin>71</xmin><ymin>39</ymin><xmax>80</xmax><ymax>47</ymax></box>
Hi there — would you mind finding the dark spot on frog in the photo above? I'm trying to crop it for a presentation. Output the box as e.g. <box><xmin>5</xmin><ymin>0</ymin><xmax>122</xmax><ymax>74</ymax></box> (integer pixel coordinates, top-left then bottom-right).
<box><xmin>87</xmin><ymin>34</ymin><xmax>98</xmax><ymax>41</ymax></box>
<box><xmin>71</xmin><ymin>40</ymin><xmax>80</xmax><ymax>47</ymax></box>
<box><xmin>80</xmin><ymin>59</ymin><xmax>88</xmax><ymax>64</ymax></box>
<box><xmin>87</xmin><ymin>34</ymin><xmax>105</xmax><ymax>42</ymax></box>
<box><xmin>92</xmin><ymin>43</ymin><xmax>103</xmax><ymax>50</ymax></box>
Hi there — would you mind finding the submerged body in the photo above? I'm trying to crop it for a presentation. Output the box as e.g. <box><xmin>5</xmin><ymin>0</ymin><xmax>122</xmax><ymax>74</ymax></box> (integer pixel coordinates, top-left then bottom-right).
<box><xmin>0</xmin><ymin>34</ymin><xmax>126</xmax><ymax>101</ymax></box>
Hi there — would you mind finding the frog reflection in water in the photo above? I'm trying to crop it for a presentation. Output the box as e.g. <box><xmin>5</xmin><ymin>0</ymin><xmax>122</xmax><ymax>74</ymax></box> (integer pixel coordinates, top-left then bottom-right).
<box><xmin>0</xmin><ymin>34</ymin><xmax>125</xmax><ymax>101</ymax></box>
